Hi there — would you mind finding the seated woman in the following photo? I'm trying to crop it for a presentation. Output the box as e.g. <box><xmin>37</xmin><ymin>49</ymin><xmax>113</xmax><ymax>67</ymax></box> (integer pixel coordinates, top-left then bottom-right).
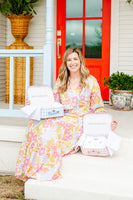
<box><xmin>15</xmin><ymin>47</ymin><xmax>117</xmax><ymax>181</ymax></box>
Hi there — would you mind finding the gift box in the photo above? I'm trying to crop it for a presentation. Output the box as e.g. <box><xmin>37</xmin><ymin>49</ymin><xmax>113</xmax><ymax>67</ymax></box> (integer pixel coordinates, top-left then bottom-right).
<box><xmin>77</xmin><ymin>113</ymin><xmax>121</xmax><ymax>156</ymax></box>
<box><xmin>83</xmin><ymin>113</ymin><xmax>112</xmax><ymax>137</ymax></box>
<box><xmin>21</xmin><ymin>85</ymin><xmax>64</xmax><ymax>120</ymax></box>
<box><xmin>40</xmin><ymin>103</ymin><xmax>64</xmax><ymax>119</ymax></box>
<box><xmin>80</xmin><ymin>136</ymin><xmax>110</xmax><ymax>156</ymax></box>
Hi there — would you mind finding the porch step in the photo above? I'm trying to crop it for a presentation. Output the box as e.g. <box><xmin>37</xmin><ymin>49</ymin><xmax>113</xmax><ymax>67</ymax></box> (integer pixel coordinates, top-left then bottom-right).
<box><xmin>25</xmin><ymin>137</ymin><xmax>133</xmax><ymax>200</ymax></box>
<box><xmin>0</xmin><ymin>125</ymin><xmax>26</xmax><ymax>142</ymax></box>
<box><xmin>0</xmin><ymin>117</ymin><xmax>27</xmax><ymax>174</ymax></box>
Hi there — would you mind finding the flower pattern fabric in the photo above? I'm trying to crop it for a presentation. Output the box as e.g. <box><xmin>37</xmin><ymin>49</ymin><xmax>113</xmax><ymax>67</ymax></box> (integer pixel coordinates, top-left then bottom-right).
<box><xmin>15</xmin><ymin>75</ymin><xmax>105</xmax><ymax>181</ymax></box>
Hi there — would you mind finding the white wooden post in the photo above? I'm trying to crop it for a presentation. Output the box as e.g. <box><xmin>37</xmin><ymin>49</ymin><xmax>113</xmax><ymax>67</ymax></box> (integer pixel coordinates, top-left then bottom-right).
<box><xmin>43</xmin><ymin>0</ymin><xmax>54</xmax><ymax>87</ymax></box>
<box><xmin>9</xmin><ymin>56</ymin><xmax>14</xmax><ymax>110</ymax></box>
<box><xmin>25</xmin><ymin>56</ymin><xmax>30</xmax><ymax>100</ymax></box>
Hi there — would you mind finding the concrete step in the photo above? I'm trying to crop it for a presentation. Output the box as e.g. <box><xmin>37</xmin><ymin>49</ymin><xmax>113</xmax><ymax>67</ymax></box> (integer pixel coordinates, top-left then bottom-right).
<box><xmin>0</xmin><ymin>117</ymin><xmax>28</xmax><ymax>174</ymax></box>
<box><xmin>25</xmin><ymin>137</ymin><xmax>133</xmax><ymax>200</ymax></box>
<box><xmin>0</xmin><ymin>124</ymin><xmax>26</xmax><ymax>174</ymax></box>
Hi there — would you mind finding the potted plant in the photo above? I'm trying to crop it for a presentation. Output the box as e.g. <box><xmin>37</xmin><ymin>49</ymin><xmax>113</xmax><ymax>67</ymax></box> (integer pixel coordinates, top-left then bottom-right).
<box><xmin>0</xmin><ymin>0</ymin><xmax>39</xmax><ymax>45</ymax></box>
<box><xmin>0</xmin><ymin>0</ymin><xmax>39</xmax><ymax>44</ymax></box>
<box><xmin>127</xmin><ymin>0</ymin><xmax>133</xmax><ymax>3</ymax></box>
<box><xmin>104</xmin><ymin>71</ymin><xmax>133</xmax><ymax>110</ymax></box>
<box><xmin>0</xmin><ymin>0</ymin><xmax>39</xmax><ymax>38</ymax></box>
<box><xmin>0</xmin><ymin>0</ymin><xmax>39</xmax><ymax>16</ymax></box>
<box><xmin>0</xmin><ymin>0</ymin><xmax>39</xmax><ymax>104</ymax></box>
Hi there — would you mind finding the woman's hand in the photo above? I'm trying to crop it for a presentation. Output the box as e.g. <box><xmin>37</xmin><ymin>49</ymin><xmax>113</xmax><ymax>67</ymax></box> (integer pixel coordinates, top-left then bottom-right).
<box><xmin>25</xmin><ymin>99</ymin><xmax>31</xmax><ymax>105</ymax></box>
<box><xmin>111</xmin><ymin>120</ymin><xmax>118</xmax><ymax>131</ymax></box>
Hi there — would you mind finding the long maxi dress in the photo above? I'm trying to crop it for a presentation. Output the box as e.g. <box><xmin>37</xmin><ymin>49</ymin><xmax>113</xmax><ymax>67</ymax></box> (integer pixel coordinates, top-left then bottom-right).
<box><xmin>15</xmin><ymin>75</ymin><xmax>105</xmax><ymax>181</ymax></box>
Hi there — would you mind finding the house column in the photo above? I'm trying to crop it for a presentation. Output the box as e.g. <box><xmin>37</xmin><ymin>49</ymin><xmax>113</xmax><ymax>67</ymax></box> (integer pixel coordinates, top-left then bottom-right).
<box><xmin>43</xmin><ymin>0</ymin><xmax>54</xmax><ymax>87</ymax></box>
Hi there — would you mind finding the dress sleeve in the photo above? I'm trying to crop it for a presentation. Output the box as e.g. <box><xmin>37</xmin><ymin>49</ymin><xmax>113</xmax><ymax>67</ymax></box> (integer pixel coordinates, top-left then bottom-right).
<box><xmin>53</xmin><ymin>78</ymin><xmax>61</xmax><ymax>103</ymax></box>
<box><xmin>90</xmin><ymin>76</ymin><xmax>106</xmax><ymax>113</ymax></box>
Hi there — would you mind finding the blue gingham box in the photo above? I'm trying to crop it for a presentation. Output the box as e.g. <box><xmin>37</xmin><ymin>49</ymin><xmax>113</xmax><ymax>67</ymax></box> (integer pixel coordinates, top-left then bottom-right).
<box><xmin>22</xmin><ymin>85</ymin><xmax>64</xmax><ymax>120</ymax></box>
<box><xmin>40</xmin><ymin>103</ymin><xmax>64</xmax><ymax>119</ymax></box>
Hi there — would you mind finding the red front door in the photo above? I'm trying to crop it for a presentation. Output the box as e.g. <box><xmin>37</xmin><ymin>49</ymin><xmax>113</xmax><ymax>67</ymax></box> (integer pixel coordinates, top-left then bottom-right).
<box><xmin>56</xmin><ymin>0</ymin><xmax>111</xmax><ymax>100</ymax></box>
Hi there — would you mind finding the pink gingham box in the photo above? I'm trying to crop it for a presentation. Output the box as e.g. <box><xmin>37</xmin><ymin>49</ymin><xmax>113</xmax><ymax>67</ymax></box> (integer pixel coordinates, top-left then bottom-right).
<box><xmin>77</xmin><ymin>113</ymin><xmax>120</xmax><ymax>157</ymax></box>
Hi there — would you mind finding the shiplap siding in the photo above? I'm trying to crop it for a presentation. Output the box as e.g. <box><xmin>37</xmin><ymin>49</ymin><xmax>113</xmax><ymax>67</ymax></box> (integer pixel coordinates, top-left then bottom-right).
<box><xmin>118</xmin><ymin>0</ymin><xmax>133</xmax><ymax>75</ymax></box>
<box><xmin>0</xmin><ymin>14</ymin><xmax>6</xmax><ymax>101</ymax></box>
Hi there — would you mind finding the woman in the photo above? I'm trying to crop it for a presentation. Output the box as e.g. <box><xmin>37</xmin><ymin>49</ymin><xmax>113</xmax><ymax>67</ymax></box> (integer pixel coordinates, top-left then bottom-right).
<box><xmin>15</xmin><ymin>47</ymin><xmax>117</xmax><ymax>181</ymax></box>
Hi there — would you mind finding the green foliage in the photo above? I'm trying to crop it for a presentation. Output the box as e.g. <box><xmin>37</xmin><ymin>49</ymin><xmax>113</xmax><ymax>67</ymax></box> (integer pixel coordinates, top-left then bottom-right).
<box><xmin>127</xmin><ymin>0</ymin><xmax>132</xmax><ymax>3</ymax></box>
<box><xmin>0</xmin><ymin>0</ymin><xmax>39</xmax><ymax>16</ymax></box>
<box><xmin>16</xmin><ymin>194</ymin><xmax>25</xmax><ymax>200</ymax></box>
<box><xmin>104</xmin><ymin>71</ymin><xmax>133</xmax><ymax>91</ymax></box>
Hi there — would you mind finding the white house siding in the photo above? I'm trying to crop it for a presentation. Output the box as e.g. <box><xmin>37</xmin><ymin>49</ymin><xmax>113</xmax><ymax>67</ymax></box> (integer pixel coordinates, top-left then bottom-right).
<box><xmin>119</xmin><ymin>0</ymin><xmax>133</xmax><ymax>75</ymax></box>
<box><xmin>110</xmin><ymin>0</ymin><xmax>133</xmax><ymax>76</ymax></box>
<box><xmin>0</xmin><ymin>14</ymin><xmax>6</xmax><ymax>101</ymax></box>
<box><xmin>6</xmin><ymin>0</ymin><xmax>56</xmax><ymax>86</ymax></box>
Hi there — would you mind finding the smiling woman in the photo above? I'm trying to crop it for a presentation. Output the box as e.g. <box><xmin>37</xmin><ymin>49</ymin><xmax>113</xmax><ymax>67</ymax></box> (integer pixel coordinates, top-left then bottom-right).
<box><xmin>15</xmin><ymin>47</ymin><xmax>104</xmax><ymax>181</ymax></box>
<box><xmin>67</xmin><ymin>52</ymin><xmax>81</xmax><ymax>73</ymax></box>
<box><xmin>15</xmin><ymin>47</ymin><xmax>118</xmax><ymax>182</ymax></box>
<box><xmin>58</xmin><ymin>47</ymin><xmax>89</xmax><ymax>93</ymax></box>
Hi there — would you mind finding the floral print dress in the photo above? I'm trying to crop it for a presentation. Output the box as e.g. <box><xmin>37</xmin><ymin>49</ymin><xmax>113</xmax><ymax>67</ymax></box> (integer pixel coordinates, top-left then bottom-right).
<box><xmin>15</xmin><ymin>75</ymin><xmax>105</xmax><ymax>181</ymax></box>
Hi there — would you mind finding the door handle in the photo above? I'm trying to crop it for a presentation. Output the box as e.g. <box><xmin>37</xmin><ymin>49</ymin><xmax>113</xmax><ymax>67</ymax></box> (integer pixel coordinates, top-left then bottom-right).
<box><xmin>57</xmin><ymin>38</ymin><xmax>61</xmax><ymax>59</ymax></box>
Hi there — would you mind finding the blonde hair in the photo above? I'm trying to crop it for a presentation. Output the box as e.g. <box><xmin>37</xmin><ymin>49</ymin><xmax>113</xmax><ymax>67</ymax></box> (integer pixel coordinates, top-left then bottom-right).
<box><xmin>58</xmin><ymin>47</ymin><xmax>90</xmax><ymax>93</ymax></box>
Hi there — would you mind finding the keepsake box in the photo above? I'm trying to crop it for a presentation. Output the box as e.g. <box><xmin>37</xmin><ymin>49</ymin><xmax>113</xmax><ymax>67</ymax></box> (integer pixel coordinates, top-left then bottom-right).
<box><xmin>22</xmin><ymin>85</ymin><xmax>64</xmax><ymax>120</ymax></box>
<box><xmin>77</xmin><ymin>113</ymin><xmax>121</xmax><ymax>157</ymax></box>
<box><xmin>83</xmin><ymin>113</ymin><xmax>112</xmax><ymax>137</ymax></box>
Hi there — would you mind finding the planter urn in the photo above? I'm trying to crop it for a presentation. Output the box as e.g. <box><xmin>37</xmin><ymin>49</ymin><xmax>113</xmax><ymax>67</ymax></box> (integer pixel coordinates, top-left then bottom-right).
<box><xmin>111</xmin><ymin>90</ymin><xmax>133</xmax><ymax>111</ymax></box>
<box><xmin>6</xmin><ymin>14</ymin><xmax>33</xmax><ymax>104</ymax></box>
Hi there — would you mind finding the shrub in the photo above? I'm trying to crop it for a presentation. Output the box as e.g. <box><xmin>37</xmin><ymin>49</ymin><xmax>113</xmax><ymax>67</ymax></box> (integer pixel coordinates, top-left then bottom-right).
<box><xmin>104</xmin><ymin>71</ymin><xmax>133</xmax><ymax>91</ymax></box>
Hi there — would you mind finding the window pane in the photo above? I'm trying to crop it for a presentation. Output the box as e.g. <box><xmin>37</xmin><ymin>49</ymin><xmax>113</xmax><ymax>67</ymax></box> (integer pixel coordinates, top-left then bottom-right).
<box><xmin>66</xmin><ymin>0</ymin><xmax>83</xmax><ymax>18</ymax></box>
<box><xmin>85</xmin><ymin>20</ymin><xmax>102</xmax><ymax>58</ymax></box>
<box><xmin>66</xmin><ymin>20</ymin><xmax>83</xmax><ymax>51</ymax></box>
<box><xmin>85</xmin><ymin>0</ymin><xmax>102</xmax><ymax>17</ymax></box>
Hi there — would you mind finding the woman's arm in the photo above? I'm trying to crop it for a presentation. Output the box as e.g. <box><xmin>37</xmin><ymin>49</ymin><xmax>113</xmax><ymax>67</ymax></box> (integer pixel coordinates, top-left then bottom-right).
<box><xmin>89</xmin><ymin>76</ymin><xmax>105</xmax><ymax>113</ymax></box>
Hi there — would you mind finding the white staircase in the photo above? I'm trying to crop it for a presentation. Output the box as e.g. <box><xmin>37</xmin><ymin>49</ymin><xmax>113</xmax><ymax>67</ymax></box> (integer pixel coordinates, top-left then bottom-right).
<box><xmin>0</xmin><ymin>117</ymin><xmax>27</xmax><ymax>174</ymax></box>
<box><xmin>0</xmin><ymin>105</ymin><xmax>133</xmax><ymax>199</ymax></box>
<box><xmin>25</xmin><ymin>138</ymin><xmax>133</xmax><ymax>200</ymax></box>
<box><xmin>25</xmin><ymin>105</ymin><xmax>133</xmax><ymax>200</ymax></box>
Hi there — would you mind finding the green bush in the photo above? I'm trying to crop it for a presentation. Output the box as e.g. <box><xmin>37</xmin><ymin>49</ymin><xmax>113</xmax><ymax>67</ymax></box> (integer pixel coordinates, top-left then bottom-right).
<box><xmin>127</xmin><ymin>0</ymin><xmax>132</xmax><ymax>3</ymax></box>
<box><xmin>104</xmin><ymin>71</ymin><xmax>133</xmax><ymax>91</ymax></box>
<box><xmin>0</xmin><ymin>0</ymin><xmax>39</xmax><ymax>16</ymax></box>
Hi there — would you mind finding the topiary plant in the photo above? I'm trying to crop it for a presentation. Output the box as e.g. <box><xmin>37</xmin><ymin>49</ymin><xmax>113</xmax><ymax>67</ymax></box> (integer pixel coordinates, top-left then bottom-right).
<box><xmin>104</xmin><ymin>71</ymin><xmax>133</xmax><ymax>91</ymax></box>
<box><xmin>0</xmin><ymin>0</ymin><xmax>39</xmax><ymax>16</ymax></box>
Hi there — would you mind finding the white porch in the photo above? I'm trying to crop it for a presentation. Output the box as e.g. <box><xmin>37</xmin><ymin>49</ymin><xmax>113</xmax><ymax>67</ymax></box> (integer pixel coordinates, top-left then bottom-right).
<box><xmin>25</xmin><ymin>139</ymin><xmax>133</xmax><ymax>200</ymax></box>
<box><xmin>0</xmin><ymin>0</ymin><xmax>133</xmax><ymax>199</ymax></box>
<box><xmin>0</xmin><ymin>104</ymin><xmax>133</xmax><ymax>199</ymax></box>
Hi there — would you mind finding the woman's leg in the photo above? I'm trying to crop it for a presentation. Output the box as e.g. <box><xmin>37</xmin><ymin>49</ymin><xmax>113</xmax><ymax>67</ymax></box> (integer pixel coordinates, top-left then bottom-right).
<box><xmin>15</xmin><ymin>116</ymin><xmax>83</xmax><ymax>181</ymax></box>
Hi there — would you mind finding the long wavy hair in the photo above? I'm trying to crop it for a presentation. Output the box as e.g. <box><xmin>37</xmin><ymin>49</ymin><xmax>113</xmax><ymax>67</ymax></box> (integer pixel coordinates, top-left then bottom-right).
<box><xmin>58</xmin><ymin>47</ymin><xmax>90</xmax><ymax>93</ymax></box>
